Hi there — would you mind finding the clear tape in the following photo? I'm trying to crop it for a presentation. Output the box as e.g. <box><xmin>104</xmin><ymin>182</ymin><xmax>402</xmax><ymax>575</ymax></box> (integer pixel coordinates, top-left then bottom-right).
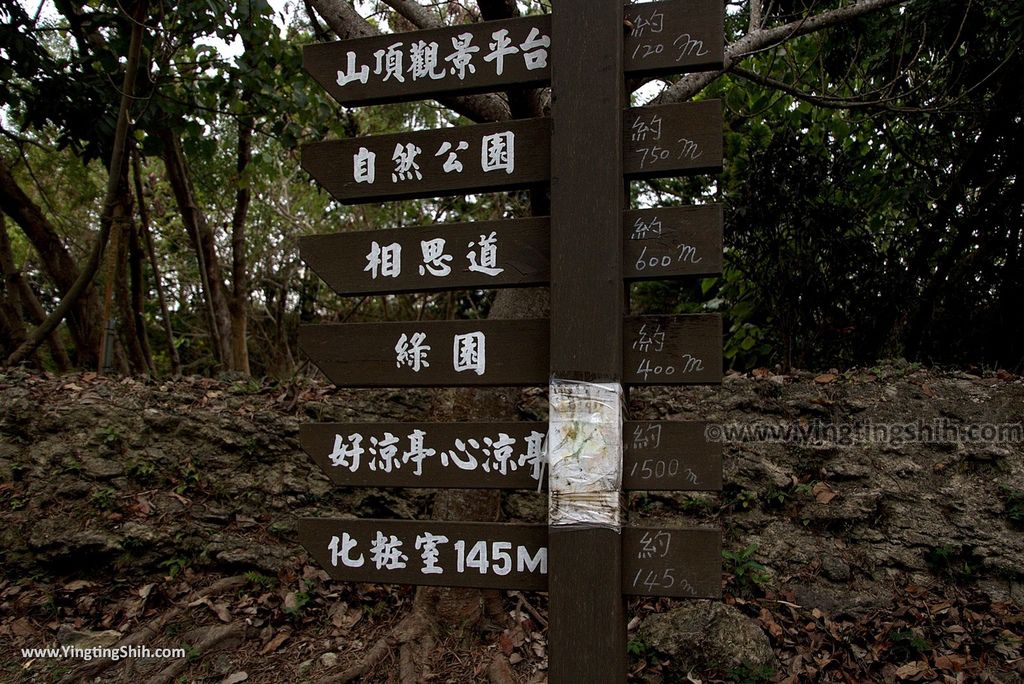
<box><xmin>548</xmin><ymin>379</ymin><xmax>624</xmax><ymax>529</ymax></box>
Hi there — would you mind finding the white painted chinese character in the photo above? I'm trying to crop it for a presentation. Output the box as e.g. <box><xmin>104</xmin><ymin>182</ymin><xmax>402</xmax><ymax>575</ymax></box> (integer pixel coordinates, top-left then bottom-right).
<box><xmin>392</xmin><ymin>143</ymin><xmax>423</xmax><ymax>182</ymax></box>
<box><xmin>372</xmin><ymin>41</ymin><xmax>406</xmax><ymax>83</ymax></box>
<box><xmin>632</xmin><ymin>323</ymin><xmax>665</xmax><ymax>352</ymax></box>
<box><xmin>434</xmin><ymin>141</ymin><xmax>469</xmax><ymax>174</ymax></box>
<box><xmin>395</xmin><ymin>332</ymin><xmax>430</xmax><ymax>372</ymax></box>
<box><xmin>518</xmin><ymin>430</ymin><xmax>547</xmax><ymax>482</ymax></box>
<box><xmin>631</xmin><ymin>114</ymin><xmax>663</xmax><ymax>142</ymax></box>
<box><xmin>328</xmin><ymin>532</ymin><xmax>364</xmax><ymax>568</ymax></box>
<box><xmin>637</xmin><ymin>530</ymin><xmax>672</xmax><ymax>559</ymax></box>
<box><xmin>520</xmin><ymin>27</ymin><xmax>550</xmax><ymax>71</ymax></box>
<box><xmin>364</xmin><ymin>241</ymin><xmax>401</xmax><ymax>279</ymax></box>
<box><xmin>467</xmin><ymin>231</ymin><xmax>504</xmax><ymax>276</ymax></box>
<box><xmin>483</xmin><ymin>28</ymin><xmax>519</xmax><ymax>75</ymax></box>
<box><xmin>445</xmin><ymin>32</ymin><xmax>479</xmax><ymax>80</ymax></box>
<box><xmin>327</xmin><ymin>433</ymin><xmax>364</xmax><ymax>472</ymax></box>
<box><xmin>418</xmin><ymin>238</ymin><xmax>453</xmax><ymax>277</ymax></box>
<box><xmin>409</xmin><ymin>40</ymin><xmax>445</xmax><ymax>80</ymax></box>
<box><xmin>632</xmin><ymin>423</ymin><xmax>662</xmax><ymax>449</ymax></box>
<box><xmin>631</xmin><ymin>215</ymin><xmax>663</xmax><ymax>239</ymax></box>
<box><xmin>369</xmin><ymin>432</ymin><xmax>400</xmax><ymax>472</ymax></box>
<box><xmin>481</xmin><ymin>131</ymin><xmax>515</xmax><ymax>174</ymax></box>
<box><xmin>487</xmin><ymin>433</ymin><xmax>517</xmax><ymax>475</ymax></box>
<box><xmin>441</xmin><ymin>438</ymin><xmax>481</xmax><ymax>470</ymax></box>
<box><xmin>370</xmin><ymin>531</ymin><xmax>408</xmax><ymax>570</ymax></box>
<box><xmin>452</xmin><ymin>331</ymin><xmax>486</xmax><ymax>375</ymax></box>
<box><xmin>402</xmin><ymin>429</ymin><xmax>436</xmax><ymax>476</ymax></box>
<box><xmin>353</xmin><ymin>147</ymin><xmax>376</xmax><ymax>184</ymax></box>
<box><xmin>336</xmin><ymin>51</ymin><xmax>369</xmax><ymax>86</ymax></box>
<box><xmin>414</xmin><ymin>533</ymin><xmax>449</xmax><ymax>574</ymax></box>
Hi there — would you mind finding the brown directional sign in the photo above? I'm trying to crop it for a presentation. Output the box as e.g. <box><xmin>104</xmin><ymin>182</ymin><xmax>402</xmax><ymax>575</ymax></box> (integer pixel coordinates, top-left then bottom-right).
<box><xmin>625</xmin><ymin>205</ymin><xmax>723</xmax><ymax>280</ymax></box>
<box><xmin>299</xmin><ymin>315</ymin><xmax>721</xmax><ymax>387</ymax></box>
<box><xmin>622</xmin><ymin>526</ymin><xmax>720</xmax><ymax>598</ymax></box>
<box><xmin>301</xmin><ymin>102</ymin><xmax>722</xmax><ymax>204</ymax></box>
<box><xmin>624</xmin><ymin>100</ymin><xmax>723</xmax><ymax>178</ymax></box>
<box><xmin>302</xmin><ymin>0</ymin><xmax>723</xmax><ymax>108</ymax></box>
<box><xmin>299</xmin><ymin>420</ymin><xmax>721</xmax><ymax>491</ymax></box>
<box><xmin>301</xmin><ymin>118</ymin><xmax>550</xmax><ymax>204</ymax></box>
<box><xmin>624</xmin><ymin>315</ymin><xmax>722</xmax><ymax>385</ymax></box>
<box><xmin>299</xmin><ymin>217</ymin><xmax>549</xmax><ymax>296</ymax></box>
<box><xmin>624</xmin><ymin>0</ymin><xmax>724</xmax><ymax>77</ymax></box>
<box><xmin>299</xmin><ymin>206</ymin><xmax>721</xmax><ymax>296</ymax></box>
<box><xmin>299</xmin><ymin>518</ymin><xmax>720</xmax><ymax>597</ymax></box>
<box><xmin>301</xmin><ymin>318</ymin><xmax>549</xmax><ymax>387</ymax></box>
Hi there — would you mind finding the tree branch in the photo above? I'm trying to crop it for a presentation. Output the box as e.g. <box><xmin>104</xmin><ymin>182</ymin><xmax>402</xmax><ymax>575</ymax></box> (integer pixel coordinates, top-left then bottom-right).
<box><xmin>381</xmin><ymin>0</ymin><xmax>443</xmax><ymax>29</ymax></box>
<box><xmin>658</xmin><ymin>0</ymin><xmax>914</xmax><ymax>104</ymax></box>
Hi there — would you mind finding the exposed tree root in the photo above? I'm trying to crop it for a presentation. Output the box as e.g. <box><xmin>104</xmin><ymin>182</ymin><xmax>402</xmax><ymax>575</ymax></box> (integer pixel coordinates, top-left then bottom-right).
<box><xmin>321</xmin><ymin>610</ymin><xmax>430</xmax><ymax>684</ymax></box>
<box><xmin>488</xmin><ymin>654</ymin><xmax>517</xmax><ymax>684</ymax></box>
<box><xmin>146</xmin><ymin>623</ymin><xmax>246</xmax><ymax>684</ymax></box>
<box><xmin>59</xmin><ymin>575</ymin><xmax>248</xmax><ymax>684</ymax></box>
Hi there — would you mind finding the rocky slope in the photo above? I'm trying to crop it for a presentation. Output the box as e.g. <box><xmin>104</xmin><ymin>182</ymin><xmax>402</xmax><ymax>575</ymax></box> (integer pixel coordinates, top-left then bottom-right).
<box><xmin>0</xmin><ymin>362</ymin><xmax>1021</xmax><ymax>683</ymax></box>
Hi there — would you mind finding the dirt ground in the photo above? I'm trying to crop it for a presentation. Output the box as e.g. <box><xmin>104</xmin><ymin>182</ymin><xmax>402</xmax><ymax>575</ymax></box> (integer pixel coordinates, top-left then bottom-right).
<box><xmin>0</xmin><ymin>362</ymin><xmax>1021</xmax><ymax>683</ymax></box>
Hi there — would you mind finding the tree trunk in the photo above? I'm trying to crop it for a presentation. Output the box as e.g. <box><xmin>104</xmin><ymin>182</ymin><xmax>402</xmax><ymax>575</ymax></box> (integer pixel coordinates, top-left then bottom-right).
<box><xmin>229</xmin><ymin>118</ymin><xmax>253</xmax><ymax>375</ymax></box>
<box><xmin>159</xmin><ymin>128</ymin><xmax>235</xmax><ymax>370</ymax></box>
<box><xmin>132</xmin><ymin>149</ymin><xmax>181</xmax><ymax>376</ymax></box>
<box><xmin>110</xmin><ymin>185</ymin><xmax>150</xmax><ymax>374</ymax></box>
<box><xmin>0</xmin><ymin>158</ymin><xmax>102</xmax><ymax>366</ymax></box>
<box><xmin>5</xmin><ymin>0</ymin><xmax>147</xmax><ymax>368</ymax></box>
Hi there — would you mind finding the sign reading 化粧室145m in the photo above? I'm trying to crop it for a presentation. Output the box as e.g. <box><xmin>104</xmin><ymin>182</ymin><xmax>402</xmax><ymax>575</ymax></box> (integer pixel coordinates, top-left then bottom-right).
<box><xmin>303</xmin><ymin>0</ymin><xmax>724</xmax><ymax>107</ymax></box>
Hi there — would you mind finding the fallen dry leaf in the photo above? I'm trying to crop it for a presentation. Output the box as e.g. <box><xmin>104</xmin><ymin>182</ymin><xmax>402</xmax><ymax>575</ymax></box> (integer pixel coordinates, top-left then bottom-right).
<box><xmin>261</xmin><ymin>629</ymin><xmax>290</xmax><ymax>655</ymax></box>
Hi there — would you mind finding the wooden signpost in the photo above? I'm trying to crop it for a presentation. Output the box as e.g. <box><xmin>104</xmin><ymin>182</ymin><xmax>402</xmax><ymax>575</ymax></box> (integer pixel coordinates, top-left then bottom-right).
<box><xmin>295</xmin><ymin>2</ymin><xmax>726</xmax><ymax>681</ymax></box>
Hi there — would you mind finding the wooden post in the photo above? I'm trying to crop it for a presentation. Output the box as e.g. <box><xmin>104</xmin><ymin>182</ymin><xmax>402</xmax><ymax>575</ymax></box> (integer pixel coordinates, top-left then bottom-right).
<box><xmin>548</xmin><ymin>1</ymin><xmax>626</xmax><ymax>682</ymax></box>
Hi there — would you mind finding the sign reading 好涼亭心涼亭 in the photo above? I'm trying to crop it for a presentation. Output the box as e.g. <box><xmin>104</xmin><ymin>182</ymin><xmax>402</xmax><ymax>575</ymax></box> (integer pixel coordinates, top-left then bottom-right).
<box><xmin>298</xmin><ymin>420</ymin><xmax>722</xmax><ymax>491</ymax></box>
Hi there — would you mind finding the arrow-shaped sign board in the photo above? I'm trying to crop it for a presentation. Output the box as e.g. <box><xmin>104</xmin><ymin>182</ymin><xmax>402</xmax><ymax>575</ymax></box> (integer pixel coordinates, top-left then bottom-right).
<box><xmin>299</xmin><ymin>315</ymin><xmax>722</xmax><ymax>387</ymax></box>
<box><xmin>299</xmin><ymin>519</ymin><xmax>721</xmax><ymax>598</ymax></box>
<box><xmin>303</xmin><ymin>0</ymin><xmax>724</xmax><ymax>107</ymax></box>
<box><xmin>301</xmin><ymin>101</ymin><xmax>722</xmax><ymax>204</ymax></box>
<box><xmin>299</xmin><ymin>420</ymin><xmax>722</xmax><ymax>490</ymax></box>
<box><xmin>298</xmin><ymin>205</ymin><xmax>722</xmax><ymax>296</ymax></box>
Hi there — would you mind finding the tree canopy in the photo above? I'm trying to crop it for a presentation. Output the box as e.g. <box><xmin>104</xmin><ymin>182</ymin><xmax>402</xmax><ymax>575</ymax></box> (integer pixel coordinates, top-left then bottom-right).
<box><xmin>0</xmin><ymin>0</ymin><xmax>1020</xmax><ymax>376</ymax></box>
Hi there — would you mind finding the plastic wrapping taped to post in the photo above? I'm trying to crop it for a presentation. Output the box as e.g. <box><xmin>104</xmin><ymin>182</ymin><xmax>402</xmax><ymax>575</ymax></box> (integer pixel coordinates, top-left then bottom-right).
<box><xmin>548</xmin><ymin>379</ymin><xmax>624</xmax><ymax>529</ymax></box>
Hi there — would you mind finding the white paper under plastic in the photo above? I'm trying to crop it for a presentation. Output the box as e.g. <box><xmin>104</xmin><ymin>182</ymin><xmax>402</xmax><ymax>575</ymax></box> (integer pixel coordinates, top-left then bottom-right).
<box><xmin>548</xmin><ymin>379</ymin><xmax>624</xmax><ymax>529</ymax></box>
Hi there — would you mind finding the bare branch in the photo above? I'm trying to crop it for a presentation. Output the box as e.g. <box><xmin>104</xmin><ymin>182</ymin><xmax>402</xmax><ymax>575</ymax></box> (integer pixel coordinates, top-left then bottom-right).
<box><xmin>658</xmin><ymin>0</ymin><xmax>915</xmax><ymax>104</ymax></box>
<box><xmin>381</xmin><ymin>0</ymin><xmax>444</xmax><ymax>29</ymax></box>
<box><xmin>749</xmin><ymin>0</ymin><xmax>763</xmax><ymax>33</ymax></box>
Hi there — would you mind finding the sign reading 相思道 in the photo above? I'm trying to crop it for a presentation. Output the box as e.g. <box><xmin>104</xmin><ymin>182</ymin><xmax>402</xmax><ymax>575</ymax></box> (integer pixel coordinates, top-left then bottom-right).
<box><xmin>295</xmin><ymin>1</ymin><xmax>728</xmax><ymax>678</ymax></box>
<box><xmin>299</xmin><ymin>206</ymin><xmax>722</xmax><ymax>296</ymax></box>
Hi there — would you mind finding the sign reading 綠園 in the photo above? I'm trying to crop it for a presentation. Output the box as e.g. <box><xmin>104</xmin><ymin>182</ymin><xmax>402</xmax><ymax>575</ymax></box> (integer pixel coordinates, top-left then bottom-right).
<box><xmin>295</xmin><ymin>2</ymin><xmax>727</xmax><ymax>681</ymax></box>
